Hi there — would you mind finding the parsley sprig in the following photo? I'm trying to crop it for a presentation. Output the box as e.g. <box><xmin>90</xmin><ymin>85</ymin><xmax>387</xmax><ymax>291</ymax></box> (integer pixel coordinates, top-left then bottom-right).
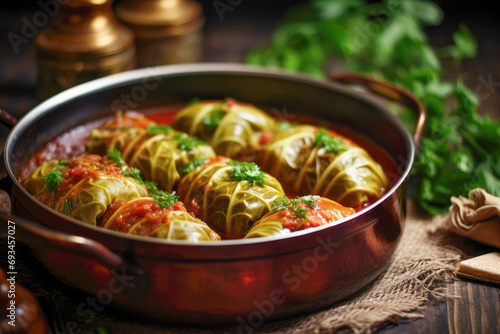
<box><xmin>44</xmin><ymin>160</ymin><xmax>67</xmax><ymax>194</ymax></box>
<box><xmin>203</xmin><ymin>108</ymin><xmax>223</xmax><ymax>131</ymax></box>
<box><xmin>313</xmin><ymin>129</ymin><xmax>347</xmax><ymax>154</ymax></box>
<box><xmin>277</xmin><ymin>120</ymin><xmax>298</xmax><ymax>131</ymax></box>
<box><xmin>107</xmin><ymin>149</ymin><xmax>126</xmax><ymax>168</ymax></box>
<box><xmin>168</xmin><ymin>133</ymin><xmax>207</xmax><ymax>151</ymax></box>
<box><xmin>271</xmin><ymin>195</ymin><xmax>320</xmax><ymax>220</ymax></box>
<box><xmin>247</xmin><ymin>0</ymin><xmax>499</xmax><ymax>215</ymax></box>
<box><xmin>182</xmin><ymin>157</ymin><xmax>206</xmax><ymax>174</ymax></box>
<box><xmin>63</xmin><ymin>198</ymin><xmax>72</xmax><ymax>215</ymax></box>
<box><xmin>111</xmin><ymin>152</ymin><xmax>179</xmax><ymax>208</ymax></box>
<box><xmin>228</xmin><ymin>161</ymin><xmax>266</xmax><ymax>186</ymax></box>
<box><xmin>146</xmin><ymin>123</ymin><xmax>173</xmax><ymax>135</ymax></box>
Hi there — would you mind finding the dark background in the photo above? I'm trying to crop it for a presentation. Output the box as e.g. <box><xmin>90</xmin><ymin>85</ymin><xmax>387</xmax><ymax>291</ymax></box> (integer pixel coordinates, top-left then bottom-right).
<box><xmin>1</xmin><ymin>0</ymin><xmax>500</xmax><ymax>117</ymax></box>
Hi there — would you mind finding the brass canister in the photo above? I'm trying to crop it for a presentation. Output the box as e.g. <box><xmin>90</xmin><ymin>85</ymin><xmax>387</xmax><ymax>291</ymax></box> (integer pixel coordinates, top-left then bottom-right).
<box><xmin>115</xmin><ymin>0</ymin><xmax>204</xmax><ymax>68</ymax></box>
<box><xmin>36</xmin><ymin>0</ymin><xmax>136</xmax><ymax>100</ymax></box>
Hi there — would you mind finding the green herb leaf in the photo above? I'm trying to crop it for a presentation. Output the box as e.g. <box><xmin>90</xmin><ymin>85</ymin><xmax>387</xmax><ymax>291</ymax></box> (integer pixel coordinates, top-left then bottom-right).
<box><xmin>168</xmin><ymin>132</ymin><xmax>207</xmax><ymax>151</ymax></box>
<box><xmin>295</xmin><ymin>195</ymin><xmax>319</xmax><ymax>208</ymax></box>
<box><xmin>272</xmin><ymin>195</ymin><xmax>290</xmax><ymax>212</ymax></box>
<box><xmin>44</xmin><ymin>160</ymin><xmax>66</xmax><ymax>194</ymax></box>
<box><xmin>63</xmin><ymin>198</ymin><xmax>72</xmax><ymax>215</ymax></box>
<box><xmin>146</xmin><ymin>123</ymin><xmax>173</xmax><ymax>135</ymax></box>
<box><xmin>107</xmin><ymin>149</ymin><xmax>125</xmax><ymax>167</ymax></box>
<box><xmin>246</xmin><ymin>0</ymin><xmax>498</xmax><ymax>215</ymax></box>
<box><xmin>150</xmin><ymin>192</ymin><xmax>179</xmax><ymax>208</ymax></box>
<box><xmin>182</xmin><ymin>157</ymin><xmax>205</xmax><ymax>174</ymax></box>
<box><xmin>277</xmin><ymin>120</ymin><xmax>298</xmax><ymax>131</ymax></box>
<box><xmin>313</xmin><ymin>128</ymin><xmax>347</xmax><ymax>153</ymax></box>
<box><xmin>229</xmin><ymin>161</ymin><xmax>266</xmax><ymax>186</ymax></box>
<box><xmin>121</xmin><ymin>166</ymin><xmax>179</xmax><ymax>207</ymax></box>
<box><xmin>291</xmin><ymin>207</ymin><xmax>308</xmax><ymax>220</ymax></box>
<box><xmin>203</xmin><ymin>108</ymin><xmax>223</xmax><ymax>131</ymax></box>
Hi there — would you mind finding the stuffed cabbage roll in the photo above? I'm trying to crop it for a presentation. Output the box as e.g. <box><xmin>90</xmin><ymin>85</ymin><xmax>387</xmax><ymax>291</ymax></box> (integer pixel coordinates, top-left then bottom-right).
<box><xmin>22</xmin><ymin>154</ymin><xmax>148</xmax><ymax>225</ymax></box>
<box><xmin>245</xmin><ymin>195</ymin><xmax>355</xmax><ymax>238</ymax></box>
<box><xmin>177</xmin><ymin>157</ymin><xmax>285</xmax><ymax>239</ymax></box>
<box><xmin>172</xmin><ymin>98</ymin><xmax>276</xmax><ymax>159</ymax></box>
<box><xmin>258</xmin><ymin>126</ymin><xmax>388</xmax><ymax>208</ymax></box>
<box><xmin>87</xmin><ymin>112</ymin><xmax>216</xmax><ymax>192</ymax></box>
<box><xmin>101</xmin><ymin>197</ymin><xmax>220</xmax><ymax>241</ymax></box>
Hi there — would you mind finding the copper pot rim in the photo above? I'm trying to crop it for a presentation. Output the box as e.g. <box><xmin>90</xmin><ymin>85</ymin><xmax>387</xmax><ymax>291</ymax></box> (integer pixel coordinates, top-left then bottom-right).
<box><xmin>5</xmin><ymin>63</ymin><xmax>415</xmax><ymax>252</ymax></box>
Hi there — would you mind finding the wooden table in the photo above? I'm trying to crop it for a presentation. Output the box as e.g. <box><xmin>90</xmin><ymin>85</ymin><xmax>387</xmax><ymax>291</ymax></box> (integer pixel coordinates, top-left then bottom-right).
<box><xmin>0</xmin><ymin>1</ymin><xmax>499</xmax><ymax>333</ymax></box>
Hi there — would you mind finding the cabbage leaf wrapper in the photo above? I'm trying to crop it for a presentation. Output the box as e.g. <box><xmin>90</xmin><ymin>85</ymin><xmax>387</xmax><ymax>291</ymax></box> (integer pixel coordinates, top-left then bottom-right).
<box><xmin>177</xmin><ymin>157</ymin><xmax>285</xmax><ymax>239</ymax></box>
<box><xmin>172</xmin><ymin>98</ymin><xmax>276</xmax><ymax>159</ymax></box>
<box><xmin>101</xmin><ymin>197</ymin><xmax>221</xmax><ymax>242</ymax></box>
<box><xmin>245</xmin><ymin>196</ymin><xmax>355</xmax><ymax>238</ymax></box>
<box><xmin>258</xmin><ymin>126</ymin><xmax>388</xmax><ymax>208</ymax></box>
<box><xmin>22</xmin><ymin>154</ymin><xmax>148</xmax><ymax>225</ymax></box>
<box><xmin>87</xmin><ymin>112</ymin><xmax>216</xmax><ymax>192</ymax></box>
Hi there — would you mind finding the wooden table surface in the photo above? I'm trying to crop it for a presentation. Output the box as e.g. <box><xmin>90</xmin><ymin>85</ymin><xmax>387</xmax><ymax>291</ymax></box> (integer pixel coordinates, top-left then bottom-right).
<box><xmin>0</xmin><ymin>1</ymin><xmax>499</xmax><ymax>333</ymax></box>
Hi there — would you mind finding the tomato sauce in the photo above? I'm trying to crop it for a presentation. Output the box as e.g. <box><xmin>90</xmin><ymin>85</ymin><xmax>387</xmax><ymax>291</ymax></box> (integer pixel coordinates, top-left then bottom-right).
<box><xmin>20</xmin><ymin>103</ymin><xmax>401</xmax><ymax>214</ymax></box>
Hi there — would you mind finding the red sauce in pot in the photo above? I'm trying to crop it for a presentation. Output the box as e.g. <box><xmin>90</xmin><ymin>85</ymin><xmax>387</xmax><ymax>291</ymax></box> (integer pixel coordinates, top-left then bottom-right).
<box><xmin>19</xmin><ymin>103</ymin><xmax>401</xmax><ymax>214</ymax></box>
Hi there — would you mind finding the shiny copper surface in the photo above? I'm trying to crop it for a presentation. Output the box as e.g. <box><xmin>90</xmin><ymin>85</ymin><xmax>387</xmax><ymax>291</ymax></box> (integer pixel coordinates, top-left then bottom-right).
<box><xmin>2</xmin><ymin>64</ymin><xmax>422</xmax><ymax>325</ymax></box>
<box><xmin>36</xmin><ymin>0</ymin><xmax>136</xmax><ymax>100</ymax></box>
<box><xmin>115</xmin><ymin>0</ymin><xmax>204</xmax><ymax>67</ymax></box>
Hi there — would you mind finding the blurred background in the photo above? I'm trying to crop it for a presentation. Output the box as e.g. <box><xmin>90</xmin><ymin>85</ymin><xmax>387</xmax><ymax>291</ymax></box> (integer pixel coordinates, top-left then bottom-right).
<box><xmin>0</xmin><ymin>0</ymin><xmax>499</xmax><ymax>140</ymax></box>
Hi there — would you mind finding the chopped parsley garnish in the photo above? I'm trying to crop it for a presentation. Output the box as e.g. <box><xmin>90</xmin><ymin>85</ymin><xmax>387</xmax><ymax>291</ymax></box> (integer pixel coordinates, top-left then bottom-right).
<box><xmin>291</xmin><ymin>195</ymin><xmax>319</xmax><ymax>209</ymax></box>
<box><xmin>271</xmin><ymin>195</ymin><xmax>319</xmax><ymax>220</ymax></box>
<box><xmin>277</xmin><ymin>120</ymin><xmax>298</xmax><ymax>131</ymax></box>
<box><xmin>107</xmin><ymin>149</ymin><xmax>125</xmax><ymax>167</ymax></box>
<box><xmin>44</xmin><ymin>160</ymin><xmax>66</xmax><ymax>194</ymax></box>
<box><xmin>146</xmin><ymin>123</ymin><xmax>173</xmax><ymax>135</ymax></box>
<box><xmin>150</xmin><ymin>192</ymin><xmax>179</xmax><ymax>208</ymax></box>
<box><xmin>182</xmin><ymin>157</ymin><xmax>205</xmax><ymax>174</ymax></box>
<box><xmin>203</xmin><ymin>108</ymin><xmax>223</xmax><ymax>131</ymax></box>
<box><xmin>121</xmin><ymin>166</ymin><xmax>179</xmax><ymax>207</ymax></box>
<box><xmin>63</xmin><ymin>198</ymin><xmax>72</xmax><ymax>215</ymax></box>
<box><xmin>291</xmin><ymin>207</ymin><xmax>308</xmax><ymax>220</ymax></box>
<box><xmin>313</xmin><ymin>128</ymin><xmax>348</xmax><ymax>154</ymax></box>
<box><xmin>229</xmin><ymin>161</ymin><xmax>266</xmax><ymax>186</ymax></box>
<box><xmin>168</xmin><ymin>132</ymin><xmax>207</xmax><ymax>151</ymax></box>
<box><xmin>272</xmin><ymin>195</ymin><xmax>290</xmax><ymax>212</ymax></box>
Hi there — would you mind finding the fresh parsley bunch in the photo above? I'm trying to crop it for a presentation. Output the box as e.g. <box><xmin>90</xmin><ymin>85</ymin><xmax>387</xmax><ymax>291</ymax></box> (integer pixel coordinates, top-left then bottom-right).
<box><xmin>247</xmin><ymin>0</ymin><xmax>500</xmax><ymax>215</ymax></box>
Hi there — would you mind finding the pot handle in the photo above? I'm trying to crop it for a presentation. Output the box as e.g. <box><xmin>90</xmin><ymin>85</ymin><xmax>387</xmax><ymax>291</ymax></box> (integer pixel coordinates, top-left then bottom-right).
<box><xmin>0</xmin><ymin>211</ymin><xmax>125</xmax><ymax>270</ymax></box>
<box><xmin>330</xmin><ymin>73</ymin><xmax>426</xmax><ymax>150</ymax></box>
<box><xmin>0</xmin><ymin>108</ymin><xmax>18</xmax><ymax>129</ymax></box>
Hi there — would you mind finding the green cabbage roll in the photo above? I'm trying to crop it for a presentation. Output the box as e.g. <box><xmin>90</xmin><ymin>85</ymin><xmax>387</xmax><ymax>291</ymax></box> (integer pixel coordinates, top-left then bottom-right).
<box><xmin>245</xmin><ymin>195</ymin><xmax>356</xmax><ymax>238</ymax></box>
<box><xmin>177</xmin><ymin>157</ymin><xmax>285</xmax><ymax>239</ymax></box>
<box><xmin>172</xmin><ymin>98</ymin><xmax>276</xmax><ymax>159</ymax></box>
<box><xmin>101</xmin><ymin>197</ymin><xmax>221</xmax><ymax>242</ymax></box>
<box><xmin>258</xmin><ymin>126</ymin><xmax>388</xmax><ymax>208</ymax></box>
<box><xmin>22</xmin><ymin>154</ymin><xmax>148</xmax><ymax>225</ymax></box>
<box><xmin>87</xmin><ymin>112</ymin><xmax>216</xmax><ymax>192</ymax></box>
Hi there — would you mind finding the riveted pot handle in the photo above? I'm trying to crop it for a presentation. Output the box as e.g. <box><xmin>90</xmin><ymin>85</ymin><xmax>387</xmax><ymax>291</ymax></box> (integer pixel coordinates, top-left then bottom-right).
<box><xmin>0</xmin><ymin>212</ymin><xmax>125</xmax><ymax>270</ymax></box>
<box><xmin>331</xmin><ymin>73</ymin><xmax>426</xmax><ymax>150</ymax></box>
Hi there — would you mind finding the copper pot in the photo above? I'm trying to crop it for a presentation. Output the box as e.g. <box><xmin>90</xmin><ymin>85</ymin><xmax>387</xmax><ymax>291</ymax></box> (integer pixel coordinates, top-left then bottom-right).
<box><xmin>0</xmin><ymin>64</ymin><xmax>425</xmax><ymax>326</ymax></box>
